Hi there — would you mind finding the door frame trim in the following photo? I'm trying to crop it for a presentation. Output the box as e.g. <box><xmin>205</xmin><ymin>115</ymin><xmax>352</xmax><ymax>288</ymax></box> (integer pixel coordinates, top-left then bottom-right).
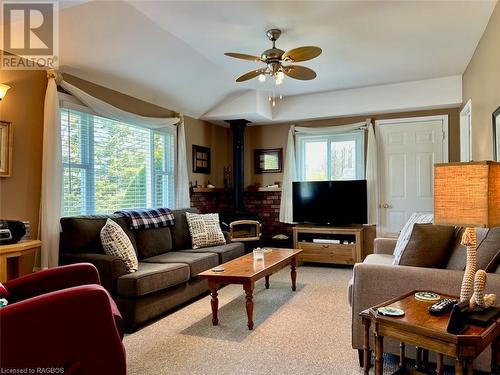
<box><xmin>374</xmin><ymin>115</ymin><xmax>449</xmax><ymax>236</ymax></box>
<box><xmin>459</xmin><ymin>99</ymin><xmax>472</xmax><ymax>162</ymax></box>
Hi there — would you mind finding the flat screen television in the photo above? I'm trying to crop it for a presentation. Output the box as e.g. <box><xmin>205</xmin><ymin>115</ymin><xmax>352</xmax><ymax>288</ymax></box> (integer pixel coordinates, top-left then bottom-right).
<box><xmin>292</xmin><ymin>180</ymin><xmax>367</xmax><ymax>226</ymax></box>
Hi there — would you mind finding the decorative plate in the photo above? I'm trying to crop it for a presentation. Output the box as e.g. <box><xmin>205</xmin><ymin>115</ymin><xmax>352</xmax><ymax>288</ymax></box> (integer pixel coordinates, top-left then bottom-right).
<box><xmin>414</xmin><ymin>291</ymin><xmax>441</xmax><ymax>302</ymax></box>
<box><xmin>377</xmin><ymin>306</ymin><xmax>405</xmax><ymax>317</ymax></box>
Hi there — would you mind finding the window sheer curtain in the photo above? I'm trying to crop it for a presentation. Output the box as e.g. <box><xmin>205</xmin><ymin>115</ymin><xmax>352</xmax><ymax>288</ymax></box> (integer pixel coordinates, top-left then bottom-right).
<box><xmin>39</xmin><ymin>72</ymin><xmax>62</xmax><ymax>269</ymax></box>
<box><xmin>279</xmin><ymin>119</ymin><xmax>378</xmax><ymax>225</ymax></box>
<box><xmin>39</xmin><ymin>70</ymin><xmax>190</xmax><ymax>268</ymax></box>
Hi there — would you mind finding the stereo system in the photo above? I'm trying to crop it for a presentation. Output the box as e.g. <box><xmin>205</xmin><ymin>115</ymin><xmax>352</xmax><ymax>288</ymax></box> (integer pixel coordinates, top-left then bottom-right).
<box><xmin>0</xmin><ymin>220</ymin><xmax>26</xmax><ymax>245</ymax></box>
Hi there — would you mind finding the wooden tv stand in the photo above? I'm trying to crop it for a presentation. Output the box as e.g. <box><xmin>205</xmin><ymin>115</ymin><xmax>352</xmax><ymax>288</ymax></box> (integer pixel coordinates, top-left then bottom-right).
<box><xmin>293</xmin><ymin>225</ymin><xmax>375</xmax><ymax>265</ymax></box>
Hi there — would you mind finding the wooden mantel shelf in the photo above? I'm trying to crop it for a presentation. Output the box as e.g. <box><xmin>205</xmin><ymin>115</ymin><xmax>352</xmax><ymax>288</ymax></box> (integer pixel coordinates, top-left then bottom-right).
<box><xmin>246</xmin><ymin>187</ymin><xmax>282</xmax><ymax>192</ymax></box>
<box><xmin>256</xmin><ymin>187</ymin><xmax>282</xmax><ymax>192</ymax></box>
<box><xmin>191</xmin><ymin>187</ymin><xmax>282</xmax><ymax>193</ymax></box>
<box><xmin>191</xmin><ymin>187</ymin><xmax>230</xmax><ymax>193</ymax></box>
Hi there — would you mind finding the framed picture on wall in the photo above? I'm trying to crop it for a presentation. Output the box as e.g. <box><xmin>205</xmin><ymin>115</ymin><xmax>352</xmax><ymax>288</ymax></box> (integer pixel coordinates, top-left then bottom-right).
<box><xmin>254</xmin><ymin>148</ymin><xmax>282</xmax><ymax>174</ymax></box>
<box><xmin>192</xmin><ymin>145</ymin><xmax>211</xmax><ymax>174</ymax></box>
<box><xmin>0</xmin><ymin>121</ymin><xmax>13</xmax><ymax>177</ymax></box>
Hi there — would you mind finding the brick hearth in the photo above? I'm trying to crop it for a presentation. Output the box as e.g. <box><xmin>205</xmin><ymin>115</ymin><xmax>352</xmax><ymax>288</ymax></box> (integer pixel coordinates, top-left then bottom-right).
<box><xmin>190</xmin><ymin>190</ymin><xmax>293</xmax><ymax>244</ymax></box>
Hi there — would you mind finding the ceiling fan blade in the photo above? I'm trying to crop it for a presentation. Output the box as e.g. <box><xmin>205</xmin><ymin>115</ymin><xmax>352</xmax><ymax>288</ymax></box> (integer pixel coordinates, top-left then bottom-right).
<box><xmin>282</xmin><ymin>46</ymin><xmax>322</xmax><ymax>62</ymax></box>
<box><xmin>283</xmin><ymin>65</ymin><xmax>317</xmax><ymax>80</ymax></box>
<box><xmin>236</xmin><ymin>69</ymin><xmax>265</xmax><ymax>82</ymax></box>
<box><xmin>224</xmin><ymin>52</ymin><xmax>262</xmax><ymax>62</ymax></box>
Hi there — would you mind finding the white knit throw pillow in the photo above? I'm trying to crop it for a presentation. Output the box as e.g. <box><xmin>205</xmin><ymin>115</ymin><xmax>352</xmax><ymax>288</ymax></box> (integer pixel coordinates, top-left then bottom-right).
<box><xmin>185</xmin><ymin>212</ymin><xmax>226</xmax><ymax>249</ymax></box>
<box><xmin>100</xmin><ymin>219</ymin><xmax>138</xmax><ymax>272</ymax></box>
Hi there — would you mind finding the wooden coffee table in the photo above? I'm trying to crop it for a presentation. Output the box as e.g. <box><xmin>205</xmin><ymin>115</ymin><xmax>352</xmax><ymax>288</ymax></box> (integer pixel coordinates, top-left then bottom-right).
<box><xmin>199</xmin><ymin>248</ymin><xmax>302</xmax><ymax>330</ymax></box>
<box><xmin>360</xmin><ymin>291</ymin><xmax>500</xmax><ymax>375</ymax></box>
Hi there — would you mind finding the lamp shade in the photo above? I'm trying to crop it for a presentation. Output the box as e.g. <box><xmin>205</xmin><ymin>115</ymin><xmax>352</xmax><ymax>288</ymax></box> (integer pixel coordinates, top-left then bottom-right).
<box><xmin>0</xmin><ymin>83</ymin><xmax>10</xmax><ymax>100</ymax></box>
<box><xmin>434</xmin><ymin>161</ymin><xmax>500</xmax><ymax>227</ymax></box>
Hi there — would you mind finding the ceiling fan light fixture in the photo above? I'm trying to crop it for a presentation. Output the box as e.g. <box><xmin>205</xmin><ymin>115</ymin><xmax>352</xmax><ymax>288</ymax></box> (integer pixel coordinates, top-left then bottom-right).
<box><xmin>226</xmin><ymin>29</ymin><xmax>322</xmax><ymax>107</ymax></box>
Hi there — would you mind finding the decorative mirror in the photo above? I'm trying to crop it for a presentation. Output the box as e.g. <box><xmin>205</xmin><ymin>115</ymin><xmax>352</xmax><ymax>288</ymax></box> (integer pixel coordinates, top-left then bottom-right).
<box><xmin>254</xmin><ymin>148</ymin><xmax>282</xmax><ymax>173</ymax></box>
<box><xmin>493</xmin><ymin>106</ymin><xmax>500</xmax><ymax>161</ymax></box>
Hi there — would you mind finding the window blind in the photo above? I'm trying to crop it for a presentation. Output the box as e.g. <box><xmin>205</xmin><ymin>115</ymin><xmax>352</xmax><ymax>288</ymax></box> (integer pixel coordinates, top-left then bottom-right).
<box><xmin>296</xmin><ymin>131</ymin><xmax>364</xmax><ymax>181</ymax></box>
<box><xmin>60</xmin><ymin>108</ymin><xmax>175</xmax><ymax>216</ymax></box>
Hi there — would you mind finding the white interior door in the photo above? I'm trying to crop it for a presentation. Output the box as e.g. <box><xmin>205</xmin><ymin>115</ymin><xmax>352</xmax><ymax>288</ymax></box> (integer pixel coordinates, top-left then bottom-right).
<box><xmin>377</xmin><ymin>116</ymin><xmax>448</xmax><ymax>237</ymax></box>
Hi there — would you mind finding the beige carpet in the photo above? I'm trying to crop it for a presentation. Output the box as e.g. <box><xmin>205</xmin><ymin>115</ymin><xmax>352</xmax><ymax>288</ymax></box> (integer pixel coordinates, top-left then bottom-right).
<box><xmin>123</xmin><ymin>265</ymin><xmax>411</xmax><ymax>375</ymax></box>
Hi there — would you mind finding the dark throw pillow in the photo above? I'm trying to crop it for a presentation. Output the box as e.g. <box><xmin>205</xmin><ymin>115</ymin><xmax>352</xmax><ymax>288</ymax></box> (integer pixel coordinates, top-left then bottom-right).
<box><xmin>398</xmin><ymin>224</ymin><xmax>455</xmax><ymax>268</ymax></box>
<box><xmin>485</xmin><ymin>249</ymin><xmax>500</xmax><ymax>273</ymax></box>
<box><xmin>476</xmin><ymin>228</ymin><xmax>500</xmax><ymax>271</ymax></box>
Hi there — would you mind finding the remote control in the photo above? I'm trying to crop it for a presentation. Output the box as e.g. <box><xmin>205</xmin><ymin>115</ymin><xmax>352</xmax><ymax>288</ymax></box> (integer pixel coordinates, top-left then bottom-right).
<box><xmin>429</xmin><ymin>298</ymin><xmax>458</xmax><ymax>316</ymax></box>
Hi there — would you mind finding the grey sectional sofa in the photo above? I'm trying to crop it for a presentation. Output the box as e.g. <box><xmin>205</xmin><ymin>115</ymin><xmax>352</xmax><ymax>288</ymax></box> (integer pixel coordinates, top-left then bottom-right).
<box><xmin>59</xmin><ymin>208</ymin><xmax>244</xmax><ymax>331</ymax></box>
<box><xmin>349</xmin><ymin>226</ymin><xmax>500</xmax><ymax>371</ymax></box>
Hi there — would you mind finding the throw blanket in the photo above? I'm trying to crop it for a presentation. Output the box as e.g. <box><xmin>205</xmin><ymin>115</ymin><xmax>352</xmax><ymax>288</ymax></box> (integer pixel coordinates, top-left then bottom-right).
<box><xmin>115</xmin><ymin>208</ymin><xmax>175</xmax><ymax>230</ymax></box>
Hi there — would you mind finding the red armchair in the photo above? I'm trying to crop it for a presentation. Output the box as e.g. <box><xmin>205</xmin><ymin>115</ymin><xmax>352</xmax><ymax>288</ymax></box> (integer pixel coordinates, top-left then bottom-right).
<box><xmin>0</xmin><ymin>263</ymin><xmax>126</xmax><ymax>375</ymax></box>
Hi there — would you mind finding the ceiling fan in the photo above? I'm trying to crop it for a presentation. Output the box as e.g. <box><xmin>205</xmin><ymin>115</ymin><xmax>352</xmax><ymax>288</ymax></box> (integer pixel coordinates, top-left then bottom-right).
<box><xmin>225</xmin><ymin>29</ymin><xmax>322</xmax><ymax>84</ymax></box>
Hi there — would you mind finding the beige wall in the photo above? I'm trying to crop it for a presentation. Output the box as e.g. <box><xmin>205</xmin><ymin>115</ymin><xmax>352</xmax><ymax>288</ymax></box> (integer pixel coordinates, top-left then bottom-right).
<box><xmin>0</xmin><ymin>70</ymin><xmax>46</xmax><ymax>240</ymax></box>
<box><xmin>184</xmin><ymin>117</ymin><xmax>231</xmax><ymax>187</ymax></box>
<box><xmin>245</xmin><ymin>108</ymin><xmax>460</xmax><ymax>188</ymax></box>
<box><xmin>462</xmin><ymin>2</ymin><xmax>500</xmax><ymax>160</ymax></box>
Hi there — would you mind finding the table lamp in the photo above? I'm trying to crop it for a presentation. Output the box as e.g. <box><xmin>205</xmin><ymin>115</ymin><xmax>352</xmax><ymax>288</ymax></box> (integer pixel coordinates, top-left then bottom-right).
<box><xmin>434</xmin><ymin>161</ymin><xmax>500</xmax><ymax>309</ymax></box>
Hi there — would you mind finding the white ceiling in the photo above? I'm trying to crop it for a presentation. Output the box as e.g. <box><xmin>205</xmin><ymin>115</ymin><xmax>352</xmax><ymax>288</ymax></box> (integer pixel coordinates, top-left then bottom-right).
<box><xmin>58</xmin><ymin>0</ymin><xmax>496</xmax><ymax>123</ymax></box>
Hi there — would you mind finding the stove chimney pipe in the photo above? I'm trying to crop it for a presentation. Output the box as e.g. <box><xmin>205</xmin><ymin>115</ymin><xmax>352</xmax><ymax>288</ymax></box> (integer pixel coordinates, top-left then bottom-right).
<box><xmin>226</xmin><ymin>119</ymin><xmax>250</xmax><ymax>213</ymax></box>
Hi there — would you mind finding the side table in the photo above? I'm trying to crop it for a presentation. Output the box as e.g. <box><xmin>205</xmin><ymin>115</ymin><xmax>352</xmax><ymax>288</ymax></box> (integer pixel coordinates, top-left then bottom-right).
<box><xmin>360</xmin><ymin>291</ymin><xmax>500</xmax><ymax>375</ymax></box>
<box><xmin>0</xmin><ymin>240</ymin><xmax>41</xmax><ymax>282</ymax></box>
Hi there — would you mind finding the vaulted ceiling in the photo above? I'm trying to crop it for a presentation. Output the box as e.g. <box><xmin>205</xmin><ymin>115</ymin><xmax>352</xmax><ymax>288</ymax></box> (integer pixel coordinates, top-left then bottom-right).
<box><xmin>58</xmin><ymin>0</ymin><xmax>496</xmax><ymax>123</ymax></box>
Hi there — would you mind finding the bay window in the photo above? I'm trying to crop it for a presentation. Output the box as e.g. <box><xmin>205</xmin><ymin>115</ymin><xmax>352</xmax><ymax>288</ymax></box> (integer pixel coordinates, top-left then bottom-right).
<box><xmin>60</xmin><ymin>107</ymin><xmax>175</xmax><ymax>216</ymax></box>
